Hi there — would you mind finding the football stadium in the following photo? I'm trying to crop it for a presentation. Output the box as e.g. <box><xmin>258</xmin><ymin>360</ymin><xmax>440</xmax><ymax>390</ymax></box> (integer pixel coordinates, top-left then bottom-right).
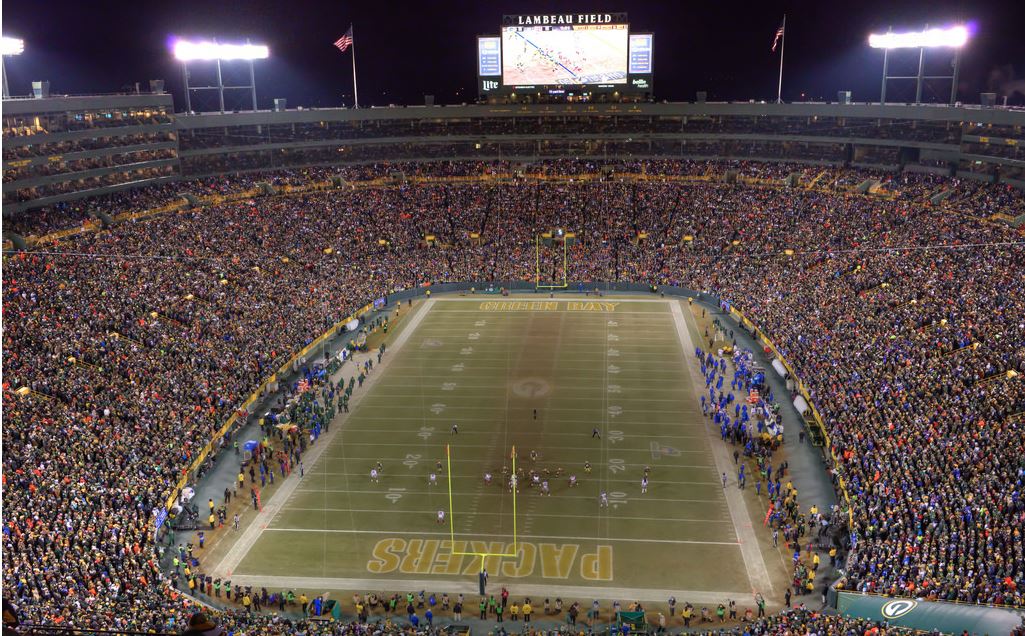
<box><xmin>2</xmin><ymin>4</ymin><xmax>1025</xmax><ymax>636</ymax></box>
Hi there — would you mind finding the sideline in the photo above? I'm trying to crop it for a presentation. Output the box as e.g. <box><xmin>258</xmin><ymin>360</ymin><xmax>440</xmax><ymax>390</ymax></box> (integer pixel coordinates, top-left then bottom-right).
<box><xmin>223</xmin><ymin>574</ymin><xmax>751</xmax><ymax>606</ymax></box>
<box><xmin>669</xmin><ymin>300</ymin><xmax>774</xmax><ymax>595</ymax></box>
<box><xmin>211</xmin><ymin>299</ymin><xmax>436</xmax><ymax>576</ymax></box>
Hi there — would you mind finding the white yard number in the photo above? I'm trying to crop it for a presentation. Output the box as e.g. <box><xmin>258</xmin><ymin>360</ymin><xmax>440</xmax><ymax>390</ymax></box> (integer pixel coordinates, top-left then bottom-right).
<box><xmin>418</xmin><ymin>426</ymin><xmax>435</xmax><ymax>440</ymax></box>
<box><xmin>607</xmin><ymin>348</ymin><xmax>620</xmax><ymax>357</ymax></box>
<box><xmin>461</xmin><ymin>347</ymin><xmax>474</xmax><ymax>355</ymax></box>
<box><xmin>607</xmin><ymin>320</ymin><xmax>618</xmax><ymax>327</ymax></box>
<box><xmin>607</xmin><ymin>406</ymin><xmax>623</xmax><ymax>418</ymax></box>
<box><xmin>608</xmin><ymin>430</ymin><xmax>624</xmax><ymax>444</ymax></box>
<box><xmin>607</xmin><ymin>384</ymin><xmax>621</xmax><ymax>394</ymax></box>
<box><xmin>442</xmin><ymin>382</ymin><xmax>457</xmax><ymax>391</ymax></box>
<box><xmin>475</xmin><ymin>320</ymin><xmax>487</xmax><ymax>327</ymax></box>
<box><xmin>451</xmin><ymin>363</ymin><xmax>465</xmax><ymax>372</ymax></box>
<box><xmin>609</xmin><ymin>491</ymin><xmax>629</xmax><ymax>508</ymax></box>
<box><xmin>608</xmin><ymin>458</ymin><xmax>626</xmax><ymax>473</ymax></box>
<box><xmin>386</xmin><ymin>488</ymin><xmax>406</xmax><ymax>503</ymax></box>
<box><xmin>403</xmin><ymin>453</ymin><xmax>421</xmax><ymax>469</ymax></box>
<box><xmin>608</xmin><ymin>333</ymin><xmax>620</xmax><ymax>341</ymax></box>
<box><xmin>430</xmin><ymin>403</ymin><xmax>446</xmax><ymax>415</ymax></box>
<box><xmin>468</xmin><ymin>332</ymin><xmax>480</xmax><ymax>340</ymax></box>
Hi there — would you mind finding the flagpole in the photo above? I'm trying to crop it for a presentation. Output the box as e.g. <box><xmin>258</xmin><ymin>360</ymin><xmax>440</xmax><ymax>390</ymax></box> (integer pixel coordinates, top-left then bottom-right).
<box><xmin>776</xmin><ymin>15</ymin><xmax>786</xmax><ymax>104</ymax></box>
<box><xmin>351</xmin><ymin>24</ymin><xmax>359</xmax><ymax>109</ymax></box>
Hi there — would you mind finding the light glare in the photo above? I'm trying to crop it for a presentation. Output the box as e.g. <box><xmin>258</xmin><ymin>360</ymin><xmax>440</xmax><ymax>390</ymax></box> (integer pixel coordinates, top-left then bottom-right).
<box><xmin>1</xmin><ymin>36</ymin><xmax>25</xmax><ymax>56</ymax></box>
<box><xmin>173</xmin><ymin>40</ymin><xmax>269</xmax><ymax>61</ymax></box>
<box><xmin>868</xmin><ymin>26</ymin><xmax>969</xmax><ymax>49</ymax></box>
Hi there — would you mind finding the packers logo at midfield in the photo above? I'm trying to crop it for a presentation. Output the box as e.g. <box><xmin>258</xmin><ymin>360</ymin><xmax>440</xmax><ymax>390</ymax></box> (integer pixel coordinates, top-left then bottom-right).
<box><xmin>367</xmin><ymin>539</ymin><xmax>613</xmax><ymax>580</ymax></box>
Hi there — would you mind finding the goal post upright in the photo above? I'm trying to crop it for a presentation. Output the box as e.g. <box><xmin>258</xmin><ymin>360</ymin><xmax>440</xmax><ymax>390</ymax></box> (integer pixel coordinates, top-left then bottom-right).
<box><xmin>446</xmin><ymin>443</ymin><xmax>456</xmax><ymax>543</ymax></box>
<box><xmin>444</xmin><ymin>443</ymin><xmax>519</xmax><ymax>565</ymax></box>
<box><xmin>534</xmin><ymin>233</ymin><xmax>569</xmax><ymax>290</ymax></box>
<box><xmin>511</xmin><ymin>445</ymin><xmax>517</xmax><ymax>552</ymax></box>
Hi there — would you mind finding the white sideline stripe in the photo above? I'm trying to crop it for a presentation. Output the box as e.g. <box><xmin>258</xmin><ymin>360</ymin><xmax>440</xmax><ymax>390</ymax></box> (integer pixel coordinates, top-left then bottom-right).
<box><xmin>261</xmin><ymin>527</ymin><xmax>740</xmax><ymax>546</ymax></box>
<box><xmin>212</xmin><ymin>298</ymin><xmax>437</xmax><ymax>577</ymax></box>
<box><xmin>223</xmin><ymin>575</ymin><xmax>751</xmax><ymax>605</ymax></box>
<box><xmin>670</xmin><ymin>300</ymin><xmax>774</xmax><ymax>594</ymax></box>
<box><xmin>279</xmin><ymin>507</ymin><xmax>735</xmax><ymax>524</ymax></box>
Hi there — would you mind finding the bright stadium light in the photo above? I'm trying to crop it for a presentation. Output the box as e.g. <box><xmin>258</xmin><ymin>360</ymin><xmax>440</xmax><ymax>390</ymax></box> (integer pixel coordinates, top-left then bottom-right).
<box><xmin>172</xmin><ymin>38</ymin><xmax>267</xmax><ymax>113</ymax></box>
<box><xmin>868</xmin><ymin>25</ymin><xmax>969</xmax><ymax>49</ymax></box>
<box><xmin>173</xmin><ymin>40</ymin><xmax>269</xmax><ymax>61</ymax></box>
<box><xmin>2</xmin><ymin>36</ymin><xmax>24</xmax><ymax>98</ymax></box>
<box><xmin>872</xmin><ymin>24</ymin><xmax>971</xmax><ymax>105</ymax></box>
<box><xmin>1</xmin><ymin>36</ymin><xmax>25</xmax><ymax>56</ymax></box>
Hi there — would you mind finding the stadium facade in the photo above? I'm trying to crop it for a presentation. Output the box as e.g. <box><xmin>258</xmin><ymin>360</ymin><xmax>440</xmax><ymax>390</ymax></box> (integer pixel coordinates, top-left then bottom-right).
<box><xmin>3</xmin><ymin>93</ymin><xmax>1024</xmax><ymax>217</ymax></box>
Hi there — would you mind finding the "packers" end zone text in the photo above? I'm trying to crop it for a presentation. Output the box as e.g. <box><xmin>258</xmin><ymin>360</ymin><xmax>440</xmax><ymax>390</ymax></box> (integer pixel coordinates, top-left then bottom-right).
<box><xmin>367</xmin><ymin>539</ymin><xmax>613</xmax><ymax>580</ymax></box>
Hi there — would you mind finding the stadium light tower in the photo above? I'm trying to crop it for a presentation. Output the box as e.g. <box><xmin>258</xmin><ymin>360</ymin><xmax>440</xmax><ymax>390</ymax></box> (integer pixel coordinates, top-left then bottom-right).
<box><xmin>869</xmin><ymin>25</ymin><xmax>969</xmax><ymax>105</ymax></box>
<box><xmin>172</xmin><ymin>39</ymin><xmax>269</xmax><ymax>113</ymax></box>
<box><xmin>1</xmin><ymin>36</ymin><xmax>25</xmax><ymax>98</ymax></box>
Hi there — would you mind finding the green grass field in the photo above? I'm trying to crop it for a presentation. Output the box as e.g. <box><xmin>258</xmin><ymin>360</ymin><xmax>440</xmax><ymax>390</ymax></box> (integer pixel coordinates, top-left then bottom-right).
<box><xmin>218</xmin><ymin>297</ymin><xmax>772</xmax><ymax>602</ymax></box>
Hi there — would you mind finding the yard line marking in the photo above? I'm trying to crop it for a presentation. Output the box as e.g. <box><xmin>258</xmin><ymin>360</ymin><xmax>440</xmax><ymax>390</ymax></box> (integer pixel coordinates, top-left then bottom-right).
<box><xmin>344</xmin><ymin>415</ymin><xmax>705</xmax><ymax>427</ymax></box>
<box><xmin>279</xmin><ymin>507</ymin><xmax>735</xmax><ymax>524</ymax></box>
<box><xmin>670</xmin><ymin>300</ymin><xmax>774</xmax><ymax>594</ymax></box>
<box><xmin>260</xmin><ymin>527</ymin><xmax>740</xmax><ymax>545</ymax></box>
<box><xmin>335</xmin><ymin>428</ymin><xmax>706</xmax><ymax>440</ymax></box>
<box><xmin>224</xmin><ymin>575</ymin><xmax>751</xmax><ymax>606</ymax></box>
<box><xmin>329</xmin><ymin>407</ymin><xmax>700</xmax><ymax>415</ymax></box>
<box><xmin>212</xmin><ymin>298</ymin><xmax>436</xmax><ymax>577</ymax></box>
<box><xmin>297</xmin><ymin>481</ymin><xmax>722</xmax><ymax>491</ymax></box>
<box><xmin>291</xmin><ymin>486</ymin><xmax>721</xmax><ymax>502</ymax></box>
<box><xmin>426</xmin><ymin>309</ymin><xmax>669</xmax><ymax>314</ymax></box>
<box><xmin>321</xmin><ymin>442</ymin><xmax>712</xmax><ymax>453</ymax></box>
<box><xmin>432</xmin><ymin>297</ymin><xmax>677</xmax><ymax>303</ymax></box>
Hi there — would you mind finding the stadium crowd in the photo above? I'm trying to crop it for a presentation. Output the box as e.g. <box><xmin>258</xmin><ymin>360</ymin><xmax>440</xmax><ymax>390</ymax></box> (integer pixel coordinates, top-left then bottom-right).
<box><xmin>2</xmin><ymin>159</ymin><xmax>1024</xmax><ymax>633</ymax></box>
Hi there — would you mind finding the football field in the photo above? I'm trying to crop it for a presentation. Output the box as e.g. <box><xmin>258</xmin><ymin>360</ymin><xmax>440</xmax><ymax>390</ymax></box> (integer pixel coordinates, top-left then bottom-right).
<box><xmin>217</xmin><ymin>297</ymin><xmax>773</xmax><ymax>602</ymax></box>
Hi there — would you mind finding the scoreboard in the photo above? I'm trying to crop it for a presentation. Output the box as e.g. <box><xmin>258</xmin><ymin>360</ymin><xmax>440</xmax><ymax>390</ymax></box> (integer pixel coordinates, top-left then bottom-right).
<box><xmin>477</xmin><ymin>13</ymin><xmax>653</xmax><ymax>101</ymax></box>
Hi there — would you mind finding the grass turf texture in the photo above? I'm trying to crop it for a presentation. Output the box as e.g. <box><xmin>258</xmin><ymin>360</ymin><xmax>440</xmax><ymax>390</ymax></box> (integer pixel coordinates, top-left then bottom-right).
<box><xmin>231</xmin><ymin>298</ymin><xmax>753</xmax><ymax>595</ymax></box>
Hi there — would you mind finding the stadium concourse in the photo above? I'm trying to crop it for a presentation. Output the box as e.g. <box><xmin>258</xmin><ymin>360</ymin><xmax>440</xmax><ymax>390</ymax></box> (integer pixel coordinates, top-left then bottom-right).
<box><xmin>2</xmin><ymin>159</ymin><xmax>1024</xmax><ymax>635</ymax></box>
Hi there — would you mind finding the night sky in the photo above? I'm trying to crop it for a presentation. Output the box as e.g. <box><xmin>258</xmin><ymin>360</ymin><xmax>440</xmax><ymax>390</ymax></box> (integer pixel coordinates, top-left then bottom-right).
<box><xmin>3</xmin><ymin>0</ymin><xmax>1024</xmax><ymax>110</ymax></box>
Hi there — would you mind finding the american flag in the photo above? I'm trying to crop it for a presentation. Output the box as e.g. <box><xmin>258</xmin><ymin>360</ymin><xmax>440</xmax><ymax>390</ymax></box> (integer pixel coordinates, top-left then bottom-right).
<box><xmin>334</xmin><ymin>27</ymin><xmax>353</xmax><ymax>53</ymax></box>
<box><xmin>771</xmin><ymin>22</ymin><xmax>785</xmax><ymax>52</ymax></box>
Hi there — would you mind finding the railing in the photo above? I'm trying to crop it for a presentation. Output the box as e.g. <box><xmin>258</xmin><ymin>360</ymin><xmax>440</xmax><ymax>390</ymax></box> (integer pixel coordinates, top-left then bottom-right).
<box><xmin>13</xmin><ymin>626</ymin><xmax>176</xmax><ymax>636</ymax></box>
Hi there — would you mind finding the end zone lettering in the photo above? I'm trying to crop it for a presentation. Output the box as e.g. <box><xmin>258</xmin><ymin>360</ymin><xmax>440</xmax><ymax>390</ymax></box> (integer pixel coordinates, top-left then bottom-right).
<box><xmin>478</xmin><ymin>301</ymin><xmax>619</xmax><ymax>312</ymax></box>
<box><xmin>367</xmin><ymin>538</ymin><xmax>613</xmax><ymax>580</ymax></box>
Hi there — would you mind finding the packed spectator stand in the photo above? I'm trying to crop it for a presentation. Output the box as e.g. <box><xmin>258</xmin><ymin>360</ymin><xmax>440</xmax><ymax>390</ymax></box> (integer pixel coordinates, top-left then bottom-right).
<box><xmin>2</xmin><ymin>159</ymin><xmax>1024</xmax><ymax>634</ymax></box>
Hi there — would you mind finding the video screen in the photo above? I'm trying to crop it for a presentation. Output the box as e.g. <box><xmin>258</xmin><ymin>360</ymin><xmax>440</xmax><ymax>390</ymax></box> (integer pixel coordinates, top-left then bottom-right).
<box><xmin>629</xmin><ymin>33</ymin><xmax>652</xmax><ymax>74</ymax></box>
<box><xmin>478</xmin><ymin>37</ymin><xmax>501</xmax><ymax>76</ymax></box>
<box><xmin>502</xmin><ymin>24</ymin><xmax>628</xmax><ymax>86</ymax></box>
